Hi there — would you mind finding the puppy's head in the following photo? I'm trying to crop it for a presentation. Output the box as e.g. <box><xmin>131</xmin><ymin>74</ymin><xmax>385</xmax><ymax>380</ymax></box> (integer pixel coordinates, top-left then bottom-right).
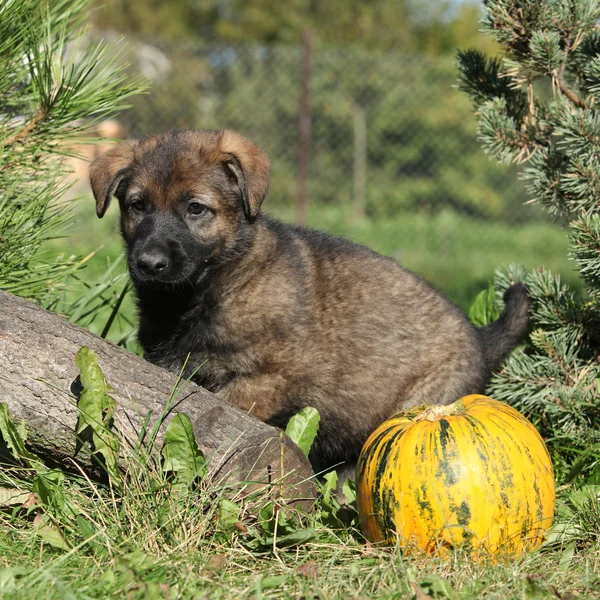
<box><xmin>89</xmin><ymin>130</ymin><xmax>271</xmax><ymax>287</ymax></box>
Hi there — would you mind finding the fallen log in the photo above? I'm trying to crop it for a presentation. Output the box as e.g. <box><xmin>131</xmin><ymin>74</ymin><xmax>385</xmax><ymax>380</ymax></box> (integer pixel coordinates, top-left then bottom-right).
<box><xmin>0</xmin><ymin>291</ymin><xmax>315</xmax><ymax>505</ymax></box>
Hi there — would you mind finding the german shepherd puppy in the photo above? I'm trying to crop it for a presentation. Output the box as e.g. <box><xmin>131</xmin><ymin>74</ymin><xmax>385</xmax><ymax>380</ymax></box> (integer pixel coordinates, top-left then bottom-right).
<box><xmin>89</xmin><ymin>129</ymin><xmax>530</xmax><ymax>476</ymax></box>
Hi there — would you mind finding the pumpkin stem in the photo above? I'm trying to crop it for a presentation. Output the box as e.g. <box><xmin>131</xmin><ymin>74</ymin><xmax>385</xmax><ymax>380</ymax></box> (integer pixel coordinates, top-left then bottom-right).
<box><xmin>414</xmin><ymin>398</ymin><xmax>466</xmax><ymax>422</ymax></box>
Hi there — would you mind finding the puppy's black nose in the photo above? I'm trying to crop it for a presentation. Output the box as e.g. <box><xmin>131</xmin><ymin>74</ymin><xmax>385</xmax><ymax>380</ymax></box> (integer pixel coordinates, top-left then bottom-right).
<box><xmin>137</xmin><ymin>249</ymin><xmax>169</xmax><ymax>276</ymax></box>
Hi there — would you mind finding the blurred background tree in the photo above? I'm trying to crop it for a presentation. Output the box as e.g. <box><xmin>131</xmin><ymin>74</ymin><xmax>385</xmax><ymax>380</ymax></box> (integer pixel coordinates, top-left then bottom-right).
<box><xmin>92</xmin><ymin>0</ymin><xmax>495</xmax><ymax>52</ymax></box>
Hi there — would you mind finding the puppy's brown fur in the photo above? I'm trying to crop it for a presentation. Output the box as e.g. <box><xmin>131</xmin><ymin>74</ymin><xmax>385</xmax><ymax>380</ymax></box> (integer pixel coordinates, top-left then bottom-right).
<box><xmin>90</xmin><ymin>129</ymin><xmax>530</xmax><ymax>473</ymax></box>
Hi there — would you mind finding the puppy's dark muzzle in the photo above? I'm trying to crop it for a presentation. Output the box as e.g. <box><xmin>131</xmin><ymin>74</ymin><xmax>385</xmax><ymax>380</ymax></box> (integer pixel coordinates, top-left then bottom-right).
<box><xmin>137</xmin><ymin>247</ymin><xmax>169</xmax><ymax>277</ymax></box>
<box><xmin>127</xmin><ymin>214</ymin><xmax>212</xmax><ymax>286</ymax></box>
<box><xmin>131</xmin><ymin>235</ymin><xmax>192</xmax><ymax>284</ymax></box>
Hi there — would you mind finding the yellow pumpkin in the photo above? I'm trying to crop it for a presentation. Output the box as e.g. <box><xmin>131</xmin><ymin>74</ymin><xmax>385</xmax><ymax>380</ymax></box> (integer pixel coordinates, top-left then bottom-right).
<box><xmin>356</xmin><ymin>394</ymin><xmax>555</xmax><ymax>557</ymax></box>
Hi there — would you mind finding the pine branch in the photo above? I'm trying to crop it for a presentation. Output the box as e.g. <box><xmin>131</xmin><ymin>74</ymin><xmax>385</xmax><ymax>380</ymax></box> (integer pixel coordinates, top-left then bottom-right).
<box><xmin>555</xmin><ymin>67</ymin><xmax>588</xmax><ymax>108</ymax></box>
<box><xmin>2</xmin><ymin>109</ymin><xmax>46</xmax><ymax>147</ymax></box>
<box><xmin>468</xmin><ymin>0</ymin><xmax>600</xmax><ymax>483</ymax></box>
<box><xmin>570</xmin><ymin>214</ymin><xmax>600</xmax><ymax>297</ymax></box>
<box><xmin>457</xmin><ymin>49</ymin><xmax>528</xmax><ymax>120</ymax></box>
<box><xmin>0</xmin><ymin>0</ymin><xmax>146</xmax><ymax>304</ymax></box>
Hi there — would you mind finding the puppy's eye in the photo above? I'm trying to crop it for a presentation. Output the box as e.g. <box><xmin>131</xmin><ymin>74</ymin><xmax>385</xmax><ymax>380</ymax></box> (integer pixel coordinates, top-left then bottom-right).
<box><xmin>130</xmin><ymin>199</ymin><xmax>145</xmax><ymax>213</ymax></box>
<box><xmin>187</xmin><ymin>202</ymin><xmax>207</xmax><ymax>216</ymax></box>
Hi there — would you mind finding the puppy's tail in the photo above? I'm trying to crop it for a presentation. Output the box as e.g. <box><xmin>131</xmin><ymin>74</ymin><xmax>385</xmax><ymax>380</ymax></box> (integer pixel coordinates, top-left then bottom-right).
<box><xmin>479</xmin><ymin>282</ymin><xmax>531</xmax><ymax>372</ymax></box>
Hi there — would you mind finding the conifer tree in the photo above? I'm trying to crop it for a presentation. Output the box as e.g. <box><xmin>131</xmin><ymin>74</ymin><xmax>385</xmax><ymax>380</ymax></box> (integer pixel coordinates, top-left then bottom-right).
<box><xmin>0</xmin><ymin>0</ymin><xmax>141</xmax><ymax>303</ymax></box>
<box><xmin>458</xmin><ymin>0</ymin><xmax>600</xmax><ymax>481</ymax></box>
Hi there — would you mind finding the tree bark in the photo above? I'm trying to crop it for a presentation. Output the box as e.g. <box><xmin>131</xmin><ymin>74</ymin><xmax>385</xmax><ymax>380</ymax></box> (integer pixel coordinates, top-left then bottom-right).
<box><xmin>0</xmin><ymin>291</ymin><xmax>315</xmax><ymax>506</ymax></box>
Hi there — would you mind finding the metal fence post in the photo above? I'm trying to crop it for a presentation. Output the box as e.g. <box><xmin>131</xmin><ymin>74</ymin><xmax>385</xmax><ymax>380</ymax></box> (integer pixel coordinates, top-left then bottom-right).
<box><xmin>297</xmin><ymin>27</ymin><xmax>312</xmax><ymax>225</ymax></box>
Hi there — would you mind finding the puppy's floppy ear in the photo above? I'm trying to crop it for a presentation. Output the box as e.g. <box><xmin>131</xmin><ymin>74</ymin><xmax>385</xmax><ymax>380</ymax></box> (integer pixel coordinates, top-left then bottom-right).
<box><xmin>89</xmin><ymin>141</ymin><xmax>137</xmax><ymax>218</ymax></box>
<box><xmin>219</xmin><ymin>130</ymin><xmax>271</xmax><ymax>221</ymax></box>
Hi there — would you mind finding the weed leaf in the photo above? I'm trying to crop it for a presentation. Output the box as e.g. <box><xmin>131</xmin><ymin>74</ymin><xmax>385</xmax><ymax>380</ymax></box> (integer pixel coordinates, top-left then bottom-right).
<box><xmin>75</xmin><ymin>346</ymin><xmax>121</xmax><ymax>485</ymax></box>
<box><xmin>558</xmin><ymin>541</ymin><xmax>576</xmax><ymax>571</ymax></box>
<box><xmin>263</xmin><ymin>527</ymin><xmax>317</xmax><ymax>549</ymax></box>
<box><xmin>32</xmin><ymin>469</ymin><xmax>77</xmax><ymax>521</ymax></box>
<box><xmin>321</xmin><ymin>471</ymin><xmax>338</xmax><ymax>500</ymax></box>
<box><xmin>0</xmin><ymin>568</ymin><xmax>20</xmax><ymax>594</ymax></box>
<box><xmin>0</xmin><ymin>403</ymin><xmax>43</xmax><ymax>469</ymax></box>
<box><xmin>33</xmin><ymin>515</ymin><xmax>71</xmax><ymax>551</ymax></box>
<box><xmin>161</xmin><ymin>413</ymin><xmax>206</xmax><ymax>486</ymax></box>
<box><xmin>285</xmin><ymin>407</ymin><xmax>320</xmax><ymax>457</ymax></box>
<box><xmin>342</xmin><ymin>477</ymin><xmax>356</xmax><ymax>504</ymax></box>
<box><xmin>217</xmin><ymin>498</ymin><xmax>240</xmax><ymax>533</ymax></box>
<box><xmin>259</xmin><ymin>575</ymin><xmax>288</xmax><ymax>589</ymax></box>
<box><xmin>76</xmin><ymin>515</ymin><xmax>107</xmax><ymax>557</ymax></box>
<box><xmin>468</xmin><ymin>283</ymin><xmax>499</xmax><ymax>327</ymax></box>
<box><xmin>419</xmin><ymin>574</ymin><xmax>456</xmax><ymax>598</ymax></box>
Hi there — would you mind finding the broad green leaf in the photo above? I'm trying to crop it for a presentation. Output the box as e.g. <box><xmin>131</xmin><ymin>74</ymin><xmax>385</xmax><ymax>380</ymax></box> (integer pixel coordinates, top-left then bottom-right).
<box><xmin>37</xmin><ymin>524</ymin><xmax>71</xmax><ymax>551</ymax></box>
<box><xmin>0</xmin><ymin>403</ymin><xmax>43</xmax><ymax>469</ymax></box>
<box><xmin>558</xmin><ymin>541</ymin><xmax>576</xmax><ymax>572</ymax></box>
<box><xmin>316</xmin><ymin>471</ymin><xmax>345</xmax><ymax>528</ymax></box>
<box><xmin>259</xmin><ymin>575</ymin><xmax>288</xmax><ymax>589</ymax></box>
<box><xmin>161</xmin><ymin>413</ymin><xmax>206</xmax><ymax>486</ymax></box>
<box><xmin>217</xmin><ymin>498</ymin><xmax>240</xmax><ymax>532</ymax></box>
<box><xmin>544</xmin><ymin>522</ymin><xmax>581</xmax><ymax>544</ymax></box>
<box><xmin>75</xmin><ymin>346</ymin><xmax>120</xmax><ymax>486</ymax></box>
<box><xmin>258</xmin><ymin>503</ymin><xmax>297</xmax><ymax>536</ymax></box>
<box><xmin>587</xmin><ymin>461</ymin><xmax>600</xmax><ymax>484</ymax></box>
<box><xmin>567</xmin><ymin>485</ymin><xmax>600</xmax><ymax>511</ymax></box>
<box><xmin>0</xmin><ymin>567</ymin><xmax>26</xmax><ymax>594</ymax></box>
<box><xmin>321</xmin><ymin>470</ymin><xmax>338</xmax><ymax>505</ymax></box>
<box><xmin>76</xmin><ymin>515</ymin><xmax>107</xmax><ymax>557</ymax></box>
<box><xmin>258</xmin><ymin>501</ymin><xmax>275</xmax><ymax>531</ymax></box>
<box><xmin>341</xmin><ymin>477</ymin><xmax>356</xmax><ymax>504</ymax></box>
<box><xmin>263</xmin><ymin>527</ymin><xmax>317</xmax><ymax>548</ymax></box>
<box><xmin>468</xmin><ymin>283</ymin><xmax>499</xmax><ymax>327</ymax></box>
<box><xmin>34</xmin><ymin>516</ymin><xmax>71</xmax><ymax>551</ymax></box>
<box><xmin>121</xmin><ymin>550</ymin><xmax>159</xmax><ymax>570</ymax></box>
<box><xmin>76</xmin><ymin>514</ymin><xmax>95</xmax><ymax>540</ymax></box>
<box><xmin>285</xmin><ymin>407</ymin><xmax>320</xmax><ymax>457</ymax></box>
<box><xmin>98</xmin><ymin>568</ymin><xmax>117</xmax><ymax>588</ymax></box>
<box><xmin>419</xmin><ymin>574</ymin><xmax>456</xmax><ymax>599</ymax></box>
<box><xmin>32</xmin><ymin>470</ymin><xmax>67</xmax><ymax>515</ymax></box>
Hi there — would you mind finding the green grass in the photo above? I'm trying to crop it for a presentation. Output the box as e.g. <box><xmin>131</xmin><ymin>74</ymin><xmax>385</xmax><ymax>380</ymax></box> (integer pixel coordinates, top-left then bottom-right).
<box><xmin>0</xmin><ymin>374</ymin><xmax>599</xmax><ymax>600</ymax></box>
<box><xmin>48</xmin><ymin>197</ymin><xmax>579</xmax><ymax>345</ymax></box>
<box><xmin>0</xmin><ymin>449</ymin><xmax>598</xmax><ymax>600</ymax></box>
<box><xmin>0</xmin><ymin>526</ymin><xmax>598</xmax><ymax>599</ymax></box>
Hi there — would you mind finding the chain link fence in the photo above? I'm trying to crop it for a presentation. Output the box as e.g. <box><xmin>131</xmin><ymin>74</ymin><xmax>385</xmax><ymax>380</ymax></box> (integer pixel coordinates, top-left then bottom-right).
<box><xmin>111</xmin><ymin>37</ymin><xmax>539</xmax><ymax>224</ymax></box>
